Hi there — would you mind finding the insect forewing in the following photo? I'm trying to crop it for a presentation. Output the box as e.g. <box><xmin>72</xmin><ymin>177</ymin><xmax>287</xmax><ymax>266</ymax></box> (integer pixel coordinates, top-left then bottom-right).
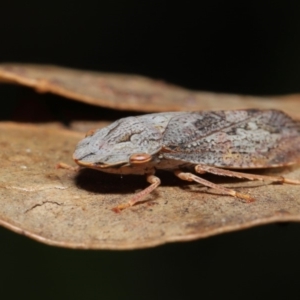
<box><xmin>162</xmin><ymin>110</ymin><xmax>300</xmax><ymax>168</ymax></box>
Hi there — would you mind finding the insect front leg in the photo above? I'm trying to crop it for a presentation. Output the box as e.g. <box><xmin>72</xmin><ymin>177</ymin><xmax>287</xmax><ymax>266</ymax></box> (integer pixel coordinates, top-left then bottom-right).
<box><xmin>112</xmin><ymin>173</ymin><xmax>161</xmax><ymax>213</ymax></box>
<box><xmin>194</xmin><ymin>164</ymin><xmax>300</xmax><ymax>185</ymax></box>
<box><xmin>174</xmin><ymin>170</ymin><xmax>255</xmax><ymax>202</ymax></box>
<box><xmin>56</xmin><ymin>162</ymin><xmax>80</xmax><ymax>172</ymax></box>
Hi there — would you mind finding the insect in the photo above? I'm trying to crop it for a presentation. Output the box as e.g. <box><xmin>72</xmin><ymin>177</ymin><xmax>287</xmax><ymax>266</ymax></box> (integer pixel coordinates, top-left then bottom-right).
<box><xmin>73</xmin><ymin>109</ymin><xmax>300</xmax><ymax>212</ymax></box>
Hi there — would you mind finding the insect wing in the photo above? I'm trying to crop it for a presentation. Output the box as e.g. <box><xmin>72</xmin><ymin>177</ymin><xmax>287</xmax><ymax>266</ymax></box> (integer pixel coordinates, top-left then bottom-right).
<box><xmin>162</xmin><ymin>110</ymin><xmax>300</xmax><ymax>168</ymax></box>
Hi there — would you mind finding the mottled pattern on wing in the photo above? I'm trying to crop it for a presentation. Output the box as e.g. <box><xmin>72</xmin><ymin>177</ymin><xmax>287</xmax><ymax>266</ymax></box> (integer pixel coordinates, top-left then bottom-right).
<box><xmin>162</xmin><ymin>110</ymin><xmax>300</xmax><ymax>168</ymax></box>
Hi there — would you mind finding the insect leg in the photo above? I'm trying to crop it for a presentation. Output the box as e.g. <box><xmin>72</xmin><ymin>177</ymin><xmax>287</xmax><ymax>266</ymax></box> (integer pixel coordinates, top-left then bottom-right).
<box><xmin>174</xmin><ymin>170</ymin><xmax>255</xmax><ymax>202</ymax></box>
<box><xmin>56</xmin><ymin>162</ymin><xmax>80</xmax><ymax>172</ymax></box>
<box><xmin>112</xmin><ymin>174</ymin><xmax>161</xmax><ymax>213</ymax></box>
<box><xmin>194</xmin><ymin>164</ymin><xmax>300</xmax><ymax>185</ymax></box>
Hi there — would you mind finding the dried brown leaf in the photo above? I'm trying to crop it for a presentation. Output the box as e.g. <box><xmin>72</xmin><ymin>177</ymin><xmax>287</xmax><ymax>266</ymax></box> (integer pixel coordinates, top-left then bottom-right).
<box><xmin>1</xmin><ymin>122</ymin><xmax>300</xmax><ymax>249</ymax></box>
<box><xmin>0</xmin><ymin>63</ymin><xmax>300</xmax><ymax>115</ymax></box>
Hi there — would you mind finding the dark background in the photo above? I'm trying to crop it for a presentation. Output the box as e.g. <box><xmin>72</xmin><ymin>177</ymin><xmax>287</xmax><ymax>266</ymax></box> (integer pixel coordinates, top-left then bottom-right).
<box><xmin>1</xmin><ymin>1</ymin><xmax>300</xmax><ymax>299</ymax></box>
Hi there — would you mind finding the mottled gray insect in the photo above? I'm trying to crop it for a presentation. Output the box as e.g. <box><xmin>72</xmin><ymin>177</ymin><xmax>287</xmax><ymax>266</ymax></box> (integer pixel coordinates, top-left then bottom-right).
<box><xmin>73</xmin><ymin>109</ymin><xmax>300</xmax><ymax>212</ymax></box>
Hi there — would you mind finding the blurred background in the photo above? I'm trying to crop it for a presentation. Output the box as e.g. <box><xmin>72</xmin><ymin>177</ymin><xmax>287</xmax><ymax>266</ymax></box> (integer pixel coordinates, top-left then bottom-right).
<box><xmin>1</xmin><ymin>1</ymin><xmax>300</xmax><ymax>299</ymax></box>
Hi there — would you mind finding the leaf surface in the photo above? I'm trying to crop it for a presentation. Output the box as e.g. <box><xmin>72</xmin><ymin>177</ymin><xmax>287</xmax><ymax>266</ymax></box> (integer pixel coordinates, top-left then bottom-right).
<box><xmin>1</xmin><ymin>122</ymin><xmax>300</xmax><ymax>249</ymax></box>
<box><xmin>1</xmin><ymin>63</ymin><xmax>300</xmax><ymax>115</ymax></box>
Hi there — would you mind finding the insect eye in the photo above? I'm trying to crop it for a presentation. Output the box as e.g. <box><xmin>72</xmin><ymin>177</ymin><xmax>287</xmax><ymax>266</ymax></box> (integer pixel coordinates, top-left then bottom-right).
<box><xmin>85</xmin><ymin>129</ymin><xmax>96</xmax><ymax>137</ymax></box>
<box><xmin>129</xmin><ymin>153</ymin><xmax>152</xmax><ymax>164</ymax></box>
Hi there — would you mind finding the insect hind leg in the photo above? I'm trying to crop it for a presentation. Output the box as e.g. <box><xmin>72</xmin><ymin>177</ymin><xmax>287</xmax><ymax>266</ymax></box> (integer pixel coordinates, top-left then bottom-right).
<box><xmin>174</xmin><ymin>170</ymin><xmax>255</xmax><ymax>202</ymax></box>
<box><xmin>194</xmin><ymin>164</ymin><xmax>300</xmax><ymax>185</ymax></box>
